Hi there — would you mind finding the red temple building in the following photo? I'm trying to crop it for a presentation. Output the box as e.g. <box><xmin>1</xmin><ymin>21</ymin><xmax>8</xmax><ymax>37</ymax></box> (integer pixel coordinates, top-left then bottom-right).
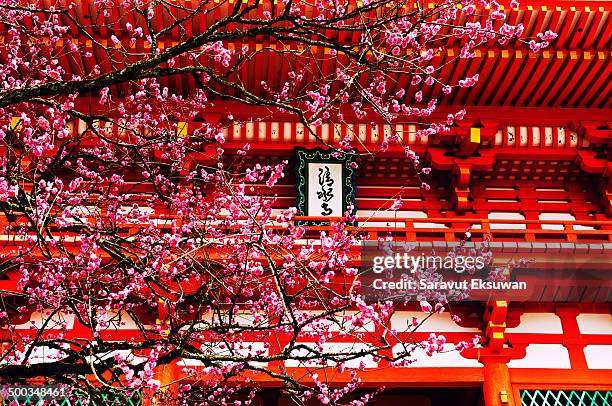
<box><xmin>0</xmin><ymin>0</ymin><xmax>611</xmax><ymax>405</ymax></box>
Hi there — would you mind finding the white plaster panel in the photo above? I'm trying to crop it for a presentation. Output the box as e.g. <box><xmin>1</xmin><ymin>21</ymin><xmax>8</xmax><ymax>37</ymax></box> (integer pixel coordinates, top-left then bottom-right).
<box><xmin>321</xmin><ymin>123</ymin><xmax>330</xmax><ymax>142</ymax></box>
<box><xmin>283</xmin><ymin>122</ymin><xmax>291</xmax><ymax>142</ymax></box>
<box><xmin>270</xmin><ymin>122</ymin><xmax>279</xmax><ymax>141</ymax></box>
<box><xmin>577</xmin><ymin>314</ymin><xmax>612</xmax><ymax>335</ymax></box>
<box><xmin>390</xmin><ymin>311</ymin><xmax>480</xmax><ymax>333</ymax></box>
<box><xmin>245</xmin><ymin>122</ymin><xmax>254</xmax><ymax>140</ymax></box>
<box><xmin>355</xmin><ymin>210</ymin><xmax>448</xmax><ymax>229</ymax></box>
<box><xmin>322</xmin><ymin>342</ymin><xmax>377</xmax><ymax>368</ymax></box>
<box><xmin>356</xmin><ymin>210</ymin><xmax>426</xmax><ymax>228</ymax></box>
<box><xmin>297</xmin><ymin>310</ymin><xmax>376</xmax><ymax>332</ymax></box>
<box><xmin>199</xmin><ymin>311</ymin><xmax>269</xmax><ymax>328</ymax></box>
<box><xmin>99</xmin><ymin>311</ymin><xmax>141</xmax><ymax>330</ymax></box>
<box><xmin>392</xmin><ymin>343</ymin><xmax>481</xmax><ymax>368</ymax></box>
<box><xmin>16</xmin><ymin>312</ymin><xmax>75</xmax><ymax>330</ymax></box>
<box><xmin>507</xmin><ymin>344</ymin><xmax>571</xmax><ymax>369</ymax></box>
<box><xmin>532</xmin><ymin>127</ymin><xmax>540</xmax><ymax>146</ymax></box>
<box><xmin>505</xmin><ymin>313</ymin><xmax>563</xmax><ymax>334</ymax></box>
<box><xmin>539</xmin><ymin>212</ymin><xmax>574</xmax><ymax>230</ymax></box>
<box><xmin>334</xmin><ymin>123</ymin><xmax>343</xmax><ymax>142</ymax></box>
<box><xmin>184</xmin><ymin>341</ymin><xmax>269</xmax><ymax>367</ymax></box>
<box><xmin>519</xmin><ymin>127</ymin><xmax>528</xmax><ymax>146</ymax></box>
<box><xmin>25</xmin><ymin>346</ymin><xmax>69</xmax><ymax>364</ymax></box>
<box><xmin>284</xmin><ymin>343</ymin><xmax>318</xmax><ymax>368</ymax></box>
<box><xmin>544</xmin><ymin>127</ymin><xmax>553</xmax><ymax>146</ymax></box>
<box><xmin>284</xmin><ymin>342</ymin><xmax>376</xmax><ymax>368</ymax></box>
<box><xmin>408</xmin><ymin>125</ymin><xmax>417</xmax><ymax>143</ymax></box>
<box><xmin>507</xmin><ymin>126</ymin><xmax>516</xmax><ymax>146</ymax></box>
<box><xmin>177</xmin><ymin>358</ymin><xmax>205</xmax><ymax>367</ymax></box>
<box><xmin>488</xmin><ymin>212</ymin><xmax>527</xmax><ymax>230</ymax></box>
<box><xmin>584</xmin><ymin>345</ymin><xmax>612</xmax><ymax>369</ymax></box>
<box><xmin>86</xmin><ymin>350</ymin><xmax>147</xmax><ymax>366</ymax></box>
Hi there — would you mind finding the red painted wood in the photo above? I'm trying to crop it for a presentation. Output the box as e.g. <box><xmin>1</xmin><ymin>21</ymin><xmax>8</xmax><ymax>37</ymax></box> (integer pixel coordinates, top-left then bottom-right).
<box><xmin>483</xmin><ymin>361</ymin><xmax>516</xmax><ymax>406</ymax></box>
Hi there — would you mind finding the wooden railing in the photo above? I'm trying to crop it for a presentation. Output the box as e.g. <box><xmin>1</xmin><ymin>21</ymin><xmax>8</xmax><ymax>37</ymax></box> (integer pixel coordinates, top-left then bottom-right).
<box><xmin>0</xmin><ymin>215</ymin><xmax>610</xmax><ymax>244</ymax></box>
<box><xmin>290</xmin><ymin>216</ymin><xmax>612</xmax><ymax>243</ymax></box>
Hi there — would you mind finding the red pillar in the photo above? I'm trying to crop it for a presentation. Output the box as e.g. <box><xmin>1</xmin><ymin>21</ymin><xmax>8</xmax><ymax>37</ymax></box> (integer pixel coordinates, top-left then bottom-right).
<box><xmin>145</xmin><ymin>363</ymin><xmax>180</xmax><ymax>406</ymax></box>
<box><xmin>483</xmin><ymin>359</ymin><xmax>516</xmax><ymax>406</ymax></box>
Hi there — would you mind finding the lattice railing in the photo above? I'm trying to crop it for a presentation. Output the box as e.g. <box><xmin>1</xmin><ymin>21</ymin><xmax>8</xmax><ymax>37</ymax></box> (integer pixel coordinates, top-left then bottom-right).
<box><xmin>0</xmin><ymin>390</ymin><xmax>142</xmax><ymax>406</ymax></box>
<box><xmin>521</xmin><ymin>390</ymin><xmax>612</xmax><ymax>406</ymax></box>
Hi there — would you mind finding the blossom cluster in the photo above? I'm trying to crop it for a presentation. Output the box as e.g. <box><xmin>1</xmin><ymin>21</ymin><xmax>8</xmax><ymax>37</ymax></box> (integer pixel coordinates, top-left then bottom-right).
<box><xmin>0</xmin><ymin>0</ymin><xmax>553</xmax><ymax>402</ymax></box>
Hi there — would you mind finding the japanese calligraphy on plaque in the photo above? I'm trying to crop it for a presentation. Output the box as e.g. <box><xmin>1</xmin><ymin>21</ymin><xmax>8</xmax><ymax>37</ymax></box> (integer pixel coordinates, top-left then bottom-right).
<box><xmin>295</xmin><ymin>148</ymin><xmax>356</xmax><ymax>225</ymax></box>
<box><xmin>309</xmin><ymin>163</ymin><xmax>340</xmax><ymax>216</ymax></box>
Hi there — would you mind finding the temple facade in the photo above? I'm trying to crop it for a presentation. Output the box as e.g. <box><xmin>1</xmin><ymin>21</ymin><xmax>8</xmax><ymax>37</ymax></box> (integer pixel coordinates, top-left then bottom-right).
<box><xmin>1</xmin><ymin>0</ymin><xmax>611</xmax><ymax>405</ymax></box>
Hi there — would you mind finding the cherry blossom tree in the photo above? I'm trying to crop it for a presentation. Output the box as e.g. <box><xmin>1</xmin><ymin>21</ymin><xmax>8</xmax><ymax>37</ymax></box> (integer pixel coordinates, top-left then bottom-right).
<box><xmin>0</xmin><ymin>0</ymin><xmax>554</xmax><ymax>404</ymax></box>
